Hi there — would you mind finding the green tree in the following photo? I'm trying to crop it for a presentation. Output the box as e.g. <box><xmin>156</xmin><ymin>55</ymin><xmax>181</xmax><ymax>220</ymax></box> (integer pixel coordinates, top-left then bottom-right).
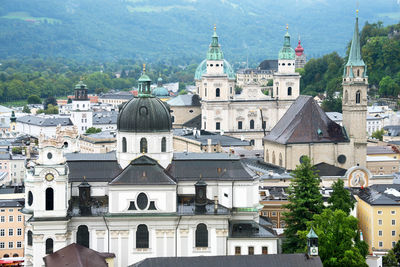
<box><xmin>328</xmin><ymin>179</ymin><xmax>355</xmax><ymax>215</ymax></box>
<box><xmin>43</xmin><ymin>96</ymin><xmax>57</xmax><ymax>109</ymax></box>
<box><xmin>371</xmin><ymin>128</ymin><xmax>385</xmax><ymax>141</ymax></box>
<box><xmin>299</xmin><ymin>209</ymin><xmax>368</xmax><ymax>267</ymax></box>
<box><xmin>22</xmin><ymin>105</ymin><xmax>30</xmax><ymax>113</ymax></box>
<box><xmin>383</xmin><ymin>250</ymin><xmax>398</xmax><ymax>266</ymax></box>
<box><xmin>379</xmin><ymin>76</ymin><xmax>400</xmax><ymax>98</ymax></box>
<box><xmin>85</xmin><ymin>127</ymin><xmax>102</xmax><ymax>134</ymax></box>
<box><xmin>27</xmin><ymin>94</ymin><xmax>41</xmax><ymax>104</ymax></box>
<box><xmin>321</xmin><ymin>95</ymin><xmax>342</xmax><ymax>113</ymax></box>
<box><xmin>282</xmin><ymin>156</ymin><xmax>324</xmax><ymax>253</ymax></box>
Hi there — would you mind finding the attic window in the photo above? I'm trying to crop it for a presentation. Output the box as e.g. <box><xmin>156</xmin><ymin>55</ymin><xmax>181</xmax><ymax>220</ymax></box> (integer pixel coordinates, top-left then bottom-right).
<box><xmin>317</xmin><ymin>128</ymin><xmax>323</xmax><ymax>136</ymax></box>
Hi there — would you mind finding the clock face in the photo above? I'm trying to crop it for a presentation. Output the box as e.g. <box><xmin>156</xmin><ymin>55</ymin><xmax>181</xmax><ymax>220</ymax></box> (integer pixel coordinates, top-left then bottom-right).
<box><xmin>45</xmin><ymin>173</ymin><xmax>54</xmax><ymax>182</ymax></box>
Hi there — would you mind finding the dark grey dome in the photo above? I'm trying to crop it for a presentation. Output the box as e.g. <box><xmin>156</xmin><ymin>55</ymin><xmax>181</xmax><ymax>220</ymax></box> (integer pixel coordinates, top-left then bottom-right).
<box><xmin>118</xmin><ymin>96</ymin><xmax>172</xmax><ymax>132</ymax></box>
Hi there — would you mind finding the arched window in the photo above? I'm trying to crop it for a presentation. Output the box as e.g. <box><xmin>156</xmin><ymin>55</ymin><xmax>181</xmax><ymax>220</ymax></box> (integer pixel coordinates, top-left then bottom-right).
<box><xmin>161</xmin><ymin>137</ymin><xmax>166</xmax><ymax>152</ymax></box>
<box><xmin>45</xmin><ymin>188</ymin><xmax>54</xmax><ymax>211</ymax></box>
<box><xmin>357</xmin><ymin>69</ymin><xmax>360</xmax><ymax>77</ymax></box>
<box><xmin>205</xmin><ymin>88</ymin><xmax>207</xmax><ymax>97</ymax></box>
<box><xmin>63</xmin><ymin>142</ymin><xmax>68</xmax><ymax>148</ymax></box>
<box><xmin>356</xmin><ymin>90</ymin><xmax>361</xmax><ymax>104</ymax></box>
<box><xmin>136</xmin><ymin>224</ymin><xmax>149</xmax><ymax>248</ymax></box>
<box><xmin>216</xmin><ymin>88</ymin><xmax>220</xmax><ymax>97</ymax></box>
<box><xmin>250</xmin><ymin>120</ymin><xmax>255</xmax><ymax>129</ymax></box>
<box><xmin>46</xmin><ymin>238</ymin><xmax>53</xmax><ymax>254</ymax></box>
<box><xmin>27</xmin><ymin>230</ymin><xmax>33</xmax><ymax>246</ymax></box>
<box><xmin>272</xmin><ymin>152</ymin><xmax>276</xmax><ymax>165</ymax></box>
<box><xmin>279</xmin><ymin>153</ymin><xmax>283</xmax><ymax>167</ymax></box>
<box><xmin>3</xmin><ymin>254</ymin><xmax>9</xmax><ymax>258</ymax></box>
<box><xmin>140</xmin><ymin>138</ymin><xmax>148</xmax><ymax>153</ymax></box>
<box><xmin>287</xmin><ymin>87</ymin><xmax>292</xmax><ymax>96</ymax></box>
<box><xmin>12</xmin><ymin>254</ymin><xmax>18</xmax><ymax>257</ymax></box>
<box><xmin>195</xmin><ymin>223</ymin><xmax>208</xmax><ymax>247</ymax></box>
<box><xmin>28</xmin><ymin>191</ymin><xmax>33</xmax><ymax>206</ymax></box>
<box><xmin>77</xmin><ymin>225</ymin><xmax>89</xmax><ymax>248</ymax></box>
<box><xmin>122</xmin><ymin>137</ymin><xmax>127</xmax><ymax>153</ymax></box>
<box><xmin>344</xmin><ymin>90</ymin><xmax>348</xmax><ymax>104</ymax></box>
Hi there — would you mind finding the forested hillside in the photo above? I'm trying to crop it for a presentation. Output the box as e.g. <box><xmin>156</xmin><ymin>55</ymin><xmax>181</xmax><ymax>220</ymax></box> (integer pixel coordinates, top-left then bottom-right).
<box><xmin>0</xmin><ymin>0</ymin><xmax>398</xmax><ymax>63</ymax></box>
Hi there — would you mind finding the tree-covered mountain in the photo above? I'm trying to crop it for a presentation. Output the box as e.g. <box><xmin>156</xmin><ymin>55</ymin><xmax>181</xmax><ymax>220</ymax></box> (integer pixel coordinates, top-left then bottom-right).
<box><xmin>0</xmin><ymin>0</ymin><xmax>399</xmax><ymax>64</ymax></box>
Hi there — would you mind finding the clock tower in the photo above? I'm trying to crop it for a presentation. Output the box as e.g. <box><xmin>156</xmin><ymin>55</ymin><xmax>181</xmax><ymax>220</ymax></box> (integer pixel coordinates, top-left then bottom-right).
<box><xmin>24</xmin><ymin>133</ymin><xmax>70</xmax><ymax>266</ymax></box>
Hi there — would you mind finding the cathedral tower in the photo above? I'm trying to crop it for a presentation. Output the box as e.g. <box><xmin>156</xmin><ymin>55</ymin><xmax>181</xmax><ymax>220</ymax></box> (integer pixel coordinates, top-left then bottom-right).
<box><xmin>273</xmin><ymin>26</ymin><xmax>300</xmax><ymax>100</ymax></box>
<box><xmin>342</xmin><ymin>11</ymin><xmax>368</xmax><ymax>167</ymax></box>
<box><xmin>70</xmin><ymin>81</ymin><xmax>93</xmax><ymax>134</ymax></box>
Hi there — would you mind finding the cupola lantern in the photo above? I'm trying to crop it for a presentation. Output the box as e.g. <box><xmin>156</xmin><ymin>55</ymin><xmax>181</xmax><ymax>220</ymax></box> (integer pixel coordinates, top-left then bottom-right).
<box><xmin>307</xmin><ymin>227</ymin><xmax>319</xmax><ymax>257</ymax></box>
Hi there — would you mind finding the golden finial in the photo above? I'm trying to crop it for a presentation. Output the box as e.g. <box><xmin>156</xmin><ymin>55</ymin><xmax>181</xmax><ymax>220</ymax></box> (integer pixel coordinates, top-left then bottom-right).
<box><xmin>143</xmin><ymin>63</ymin><xmax>146</xmax><ymax>72</ymax></box>
<box><xmin>214</xmin><ymin>24</ymin><xmax>216</xmax><ymax>31</ymax></box>
<box><xmin>286</xmin><ymin>24</ymin><xmax>289</xmax><ymax>30</ymax></box>
<box><xmin>83</xmin><ymin>176</ymin><xmax>86</xmax><ymax>181</ymax></box>
<box><xmin>80</xmin><ymin>76</ymin><xmax>83</xmax><ymax>81</ymax></box>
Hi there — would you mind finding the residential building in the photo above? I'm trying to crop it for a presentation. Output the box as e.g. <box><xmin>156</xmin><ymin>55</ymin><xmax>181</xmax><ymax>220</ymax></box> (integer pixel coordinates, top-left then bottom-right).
<box><xmin>166</xmin><ymin>95</ymin><xmax>201</xmax><ymax>128</ymax></box>
<box><xmin>236</xmin><ymin>68</ymin><xmax>273</xmax><ymax>87</ymax></box>
<box><xmin>0</xmin><ymin>198</ymin><xmax>25</xmax><ymax>258</ymax></box>
<box><xmin>98</xmin><ymin>91</ymin><xmax>134</xmax><ymax>107</ymax></box>
<box><xmin>367</xmin><ymin>146</ymin><xmax>400</xmax><ymax>175</ymax></box>
<box><xmin>16</xmin><ymin>115</ymin><xmax>73</xmax><ymax>138</ymax></box>
<box><xmin>79</xmin><ymin>131</ymin><xmax>116</xmax><ymax>153</ymax></box>
<box><xmin>356</xmin><ymin>184</ymin><xmax>400</xmax><ymax>255</ymax></box>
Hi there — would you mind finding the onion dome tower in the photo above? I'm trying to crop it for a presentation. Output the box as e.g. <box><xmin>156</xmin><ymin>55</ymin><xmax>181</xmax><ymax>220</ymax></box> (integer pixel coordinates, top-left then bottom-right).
<box><xmin>117</xmin><ymin>64</ymin><xmax>173</xmax><ymax>169</ymax></box>
<box><xmin>295</xmin><ymin>37</ymin><xmax>306</xmax><ymax>69</ymax></box>
<box><xmin>273</xmin><ymin>25</ymin><xmax>300</xmax><ymax>100</ymax></box>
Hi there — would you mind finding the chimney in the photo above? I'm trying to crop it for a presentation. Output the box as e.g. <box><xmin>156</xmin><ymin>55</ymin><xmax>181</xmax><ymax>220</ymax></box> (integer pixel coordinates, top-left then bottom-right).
<box><xmin>207</xmin><ymin>139</ymin><xmax>212</xmax><ymax>153</ymax></box>
<box><xmin>214</xmin><ymin>196</ymin><xmax>218</xmax><ymax>212</ymax></box>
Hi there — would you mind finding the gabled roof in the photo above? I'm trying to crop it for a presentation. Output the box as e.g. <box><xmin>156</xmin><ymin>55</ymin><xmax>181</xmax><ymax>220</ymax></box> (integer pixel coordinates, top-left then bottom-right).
<box><xmin>16</xmin><ymin>115</ymin><xmax>73</xmax><ymax>127</ymax></box>
<box><xmin>356</xmin><ymin>184</ymin><xmax>400</xmax><ymax>205</ymax></box>
<box><xmin>109</xmin><ymin>155</ymin><xmax>176</xmax><ymax>185</ymax></box>
<box><xmin>167</xmin><ymin>94</ymin><xmax>201</xmax><ymax>107</ymax></box>
<box><xmin>313</xmin><ymin>162</ymin><xmax>347</xmax><ymax>177</ymax></box>
<box><xmin>264</xmin><ymin>96</ymin><xmax>349</xmax><ymax>144</ymax></box>
<box><xmin>43</xmin><ymin>243</ymin><xmax>114</xmax><ymax>267</ymax></box>
<box><xmin>131</xmin><ymin>254</ymin><xmax>323</xmax><ymax>267</ymax></box>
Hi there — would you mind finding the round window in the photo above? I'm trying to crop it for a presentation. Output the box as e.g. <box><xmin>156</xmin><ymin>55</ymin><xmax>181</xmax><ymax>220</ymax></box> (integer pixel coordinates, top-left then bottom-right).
<box><xmin>63</xmin><ymin>142</ymin><xmax>68</xmax><ymax>148</ymax></box>
<box><xmin>47</xmin><ymin>153</ymin><xmax>52</xmax><ymax>160</ymax></box>
<box><xmin>136</xmin><ymin>193</ymin><xmax>148</xmax><ymax>210</ymax></box>
<box><xmin>28</xmin><ymin>191</ymin><xmax>33</xmax><ymax>206</ymax></box>
<box><xmin>337</xmin><ymin>154</ymin><xmax>347</xmax><ymax>164</ymax></box>
<box><xmin>299</xmin><ymin>155</ymin><xmax>307</xmax><ymax>164</ymax></box>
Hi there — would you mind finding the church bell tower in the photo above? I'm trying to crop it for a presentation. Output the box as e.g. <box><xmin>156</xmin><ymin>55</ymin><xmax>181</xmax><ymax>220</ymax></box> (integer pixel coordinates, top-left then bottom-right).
<box><xmin>342</xmin><ymin>10</ymin><xmax>368</xmax><ymax>167</ymax></box>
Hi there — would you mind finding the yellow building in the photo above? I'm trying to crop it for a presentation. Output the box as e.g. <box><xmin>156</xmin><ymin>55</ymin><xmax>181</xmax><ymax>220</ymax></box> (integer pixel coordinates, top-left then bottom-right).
<box><xmin>356</xmin><ymin>184</ymin><xmax>400</xmax><ymax>255</ymax></box>
<box><xmin>0</xmin><ymin>199</ymin><xmax>24</xmax><ymax>258</ymax></box>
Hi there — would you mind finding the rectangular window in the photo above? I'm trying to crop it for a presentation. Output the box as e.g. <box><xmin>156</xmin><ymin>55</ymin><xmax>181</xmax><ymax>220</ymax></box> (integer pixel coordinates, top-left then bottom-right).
<box><xmin>271</xmin><ymin>211</ymin><xmax>277</xmax><ymax>216</ymax></box>
<box><xmin>248</xmin><ymin>246</ymin><xmax>254</xmax><ymax>255</ymax></box>
<box><xmin>235</xmin><ymin>246</ymin><xmax>241</xmax><ymax>255</ymax></box>
<box><xmin>8</xmin><ymin>242</ymin><xmax>13</xmax><ymax>249</ymax></box>
<box><xmin>17</xmin><ymin>215</ymin><xmax>22</xmax><ymax>222</ymax></box>
<box><xmin>262</xmin><ymin>246</ymin><xmax>268</xmax><ymax>255</ymax></box>
<box><xmin>216</xmin><ymin>122</ymin><xmax>220</xmax><ymax>130</ymax></box>
<box><xmin>17</xmin><ymin>228</ymin><xmax>22</xmax><ymax>236</ymax></box>
<box><xmin>378</xmin><ymin>230</ymin><xmax>382</xmax><ymax>236</ymax></box>
<box><xmin>8</xmin><ymin>229</ymin><xmax>13</xmax><ymax>236</ymax></box>
<box><xmin>17</xmin><ymin>241</ymin><xmax>21</xmax><ymax>248</ymax></box>
<box><xmin>0</xmin><ymin>242</ymin><xmax>3</xmax><ymax>249</ymax></box>
<box><xmin>378</xmin><ymin>210</ymin><xmax>383</xmax><ymax>215</ymax></box>
<box><xmin>392</xmin><ymin>230</ymin><xmax>396</xmax><ymax>236</ymax></box>
<box><xmin>8</xmin><ymin>209</ymin><xmax>12</xmax><ymax>212</ymax></box>
<box><xmin>0</xmin><ymin>229</ymin><xmax>4</xmax><ymax>236</ymax></box>
<box><xmin>0</xmin><ymin>209</ymin><xmax>3</xmax><ymax>212</ymax></box>
<box><xmin>378</xmin><ymin>219</ymin><xmax>383</xmax><ymax>225</ymax></box>
<box><xmin>393</xmin><ymin>220</ymin><xmax>396</xmax><ymax>226</ymax></box>
<box><xmin>393</xmin><ymin>242</ymin><xmax>396</xmax><ymax>248</ymax></box>
<box><xmin>238</xmin><ymin>121</ymin><xmax>242</xmax><ymax>130</ymax></box>
<box><xmin>379</xmin><ymin>241</ymin><xmax>383</xmax><ymax>247</ymax></box>
<box><xmin>9</xmin><ymin>216</ymin><xmax>13</xmax><ymax>222</ymax></box>
<box><xmin>0</xmin><ymin>216</ymin><xmax>4</xmax><ymax>223</ymax></box>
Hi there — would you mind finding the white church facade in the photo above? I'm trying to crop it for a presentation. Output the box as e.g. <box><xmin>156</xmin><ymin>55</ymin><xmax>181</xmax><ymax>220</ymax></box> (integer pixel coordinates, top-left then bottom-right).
<box><xmin>195</xmin><ymin>27</ymin><xmax>300</xmax><ymax>148</ymax></box>
<box><xmin>23</xmin><ymin>69</ymin><xmax>278</xmax><ymax>267</ymax></box>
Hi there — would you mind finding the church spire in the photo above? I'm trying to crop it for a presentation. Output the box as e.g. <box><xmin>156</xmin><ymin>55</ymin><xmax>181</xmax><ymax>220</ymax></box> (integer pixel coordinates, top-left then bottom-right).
<box><xmin>346</xmin><ymin>10</ymin><xmax>365</xmax><ymax>67</ymax></box>
<box><xmin>207</xmin><ymin>25</ymin><xmax>224</xmax><ymax>60</ymax></box>
<box><xmin>138</xmin><ymin>64</ymin><xmax>152</xmax><ymax>97</ymax></box>
<box><xmin>278</xmin><ymin>25</ymin><xmax>295</xmax><ymax>60</ymax></box>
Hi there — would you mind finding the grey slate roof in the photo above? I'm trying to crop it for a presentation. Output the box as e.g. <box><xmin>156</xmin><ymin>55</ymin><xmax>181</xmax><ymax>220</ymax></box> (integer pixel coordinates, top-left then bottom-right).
<box><xmin>131</xmin><ymin>254</ymin><xmax>323</xmax><ymax>267</ymax></box>
<box><xmin>167</xmin><ymin>94</ymin><xmax>201</xmax><ymax>107</ymax></box>
<box><xmin>367</xmin><ymin>146</ymin><xmax>396</xmax><ymax>155</ymax></box>
<box><xmin>182</xmin><ymin>114</ymin><xmax>201</xmax><ymax>129</ymax></box>
<box><xmin>92</xmin><ymin>111</ymin><xmax>118</xmax><ymax>125</ymax></box>
<box><xmin>313</xmin><ymin>162</ymin><xmax>347</xmax><ymax>177</ymax></box>
<box><xmin>16</xmin><ymin>115</ymin><xmax>72</xmax><ymax>126</ymax></box>
<box><xmin>229</xmin><ymin>220</ymin><xmax>277</xmax><ymax>238</ymax></box>
<box><xmin>384</xmin><ymin>125</ymin><xmax>400</xmax><ymax>137</ymax></box>
<box><xmin>109</xmin><ymin>156</ymin><xmax>176</xmax><ymax>185</ymax></box>
<box><xmin>264</xmin><ymin>96</ymin><xmax>349</xmax><ymax>144</ymax></box>
<box><xmin>175</xmin><ymin>130</ymin><xmax>251</xmax><ymax>147</ymax></box>
<box><xmin>66</xmin><ymin>152</ymin><xmax>121</xmax><ymax>182</ymax></box>
<box><xmin>0</xmin><ymin>199</ymin><xmax>24</xmax><ymax>208</ymax></box>
<box><xmin>99</xmin><ymin>91</ymin><xmax>134</xmax><ymax>100</ymax></box>
<box><xmin>167</xmin><ymin>153</ymin><xmax>255</xmax><ymax>181</ymax></box>
<box><xmin>356</xmin><ymin>184</ymin><xmax>400</xmax><ymax>205</ymax></box>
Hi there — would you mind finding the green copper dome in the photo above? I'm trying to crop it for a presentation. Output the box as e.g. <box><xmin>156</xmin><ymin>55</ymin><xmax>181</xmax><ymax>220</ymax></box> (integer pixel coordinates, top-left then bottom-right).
<box><xmin>152</xmin><ymin>76</ymin><xmax>169</xmax><ymax>97</ymax></box>
<box><xmin>75</xmin><ymin>81</ymin><xmax>87</xmax><ymax>89</ymax></box>
<box><xmin>194</xmin><ymin>59</ymin><xmax>235</xmax><ymax>80</ymax></box>
<box><xmin>138</xmin><ymin>64</ymin><xmax>152</xmax><ymax>96</ymax></box>
<box><xmin>278</xmin><ymin>31</ymin><xmax>295</xmax><ymax>60</ymax></box>
<box><xmin>206</xmin><ymin>27</ymin><xmax>224</xmax><ymax>61</ymax></box>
